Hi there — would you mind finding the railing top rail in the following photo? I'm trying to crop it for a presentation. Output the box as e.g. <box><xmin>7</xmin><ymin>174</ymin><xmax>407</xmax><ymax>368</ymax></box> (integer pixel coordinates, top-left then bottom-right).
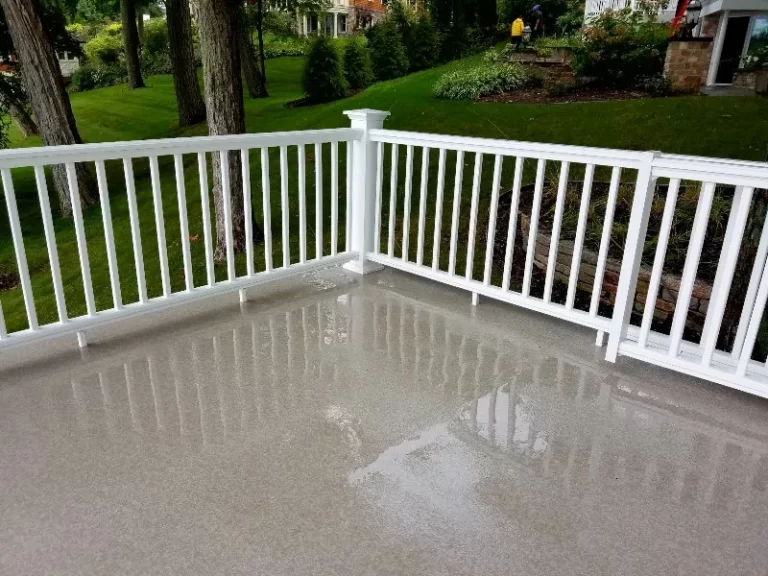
<box><xmin>369</xmin><ymin>128</ymin><xmax>652</xmax><ymax>168</ymax></box>
<box><xmin>0</xmin><ymin>128</ymin><xmax>362</xmax><ymax>170</ymax></box>
<box><xmin>652</xmin><ymin>153</ymin><xmax>768</xmax><ymax>189</ymax></box>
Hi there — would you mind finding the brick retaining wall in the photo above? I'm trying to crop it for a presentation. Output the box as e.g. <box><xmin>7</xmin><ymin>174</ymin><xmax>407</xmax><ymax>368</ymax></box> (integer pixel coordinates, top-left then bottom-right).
<box><xmin>519</xmin><ymin>213</ymin><xmax>711</xmax><ymax>330</ymax></box>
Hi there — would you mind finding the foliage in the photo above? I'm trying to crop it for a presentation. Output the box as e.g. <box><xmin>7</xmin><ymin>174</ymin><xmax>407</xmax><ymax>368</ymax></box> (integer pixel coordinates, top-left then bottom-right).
<box><xmin>83</xmin><ymin>25</ymin><xmax>123</xmax><ymax>65</ymax></box>
<box><xmin>75</xmin><ymin>0</ymin><xmax>120</xmax><ymax>22</ymax></box>
<box><xmin>555</xmin><ymin>0</ymin><xmax>584</xmax><ymax>35</ymax></box>
<box><xmin>0</xmin><ymin>0</ymin><xmax>81</xmax><ymax>57</ymax></box>
<box><xmin>302</xmin><ymin>35</ymin><xmax>347</xmax><ymax>103</ymax></box>
<box><xmin>366</xmin><ymin>19</ymin><xmax>409</xmax><ymax>81</ymax></box>
<box><xmin>497</xmin><ymin>0</ymin><xmax>570</xmax><ymax>33</ymax></box>
<box><xmin>433</xmin><ymin>61</ymin><xmax>528</xmax><ymax>99</ymax></box>
<box><xmin>262</xmin><ymin>10</ymin><xmax>296</xmax><ymax>38</ymax></box>
<box><xmin>572</xmin><ymin>9</ymin><xmax>671</xmax><ymax>88</ymax></box>
<box><xmin>264</xmin><ymin>37</ymin><xmax>307</xmax><ymax>58</ymax></box>
<box><xmin>69</xmin><ymin>62</ymin><xmax>125</xmax><ymax>91</ymax></box>
<box><xmin>342</xmin><ymin>38</ymin><xmax>373</xmax><ymax>90</ymax></box>
<box><xmin>637</xmin><ymin>74</ymin><xmax>671</xmax><ymax>96</ymax></box>
<box><xmin>142</xmin><ymin>18</ymin><xmax>169</xmax><ymax>56</ymax></box>
<box><xmin>742</xmin><ymin>45</ymin><xmax>768</xmax><ymax>72</ymax></box>
<box><xmin>409</xmin><ymin>14</ymin><xmax>440</xmax><ymax>71</ymax></box>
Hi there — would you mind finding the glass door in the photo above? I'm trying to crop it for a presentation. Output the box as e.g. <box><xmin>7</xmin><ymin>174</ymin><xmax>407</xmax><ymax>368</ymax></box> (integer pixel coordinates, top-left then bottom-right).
<box><xmin>716</xmin><ymin>16</ymin><xmax>750</xmax><ymax>84</ymax></box>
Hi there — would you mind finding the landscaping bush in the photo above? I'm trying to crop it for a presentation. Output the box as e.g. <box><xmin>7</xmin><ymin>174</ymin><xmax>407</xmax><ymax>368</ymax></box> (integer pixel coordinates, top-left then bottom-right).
<box><xmin>142</xmin><ymin>18</ymin><xmax>169</xmax><ymax>56</ymax></box>
<box><xmin>70</xmin><ymin>63</ymin><xmax>125</xmax><ymax>92</ymax></box>
<box><xmin>433</xmin><ymin>62</ymin><xmax>528</xmax><ymax>100</ymax></box>
<box><xmin>83</xmin><ymin>24</ymin><xmax>123</xmax><ymax>66</ymax></box>
<box><xmin>343</xmin><ymin>39</ymin><xmax>373</xmax><ymax>90</ymax></box>
<box><xmin>572</xmin><ymin>9</ymin><xmax>671</xmax><ymax>87</ymax></box>
<box><xmin>409</xmin><ymin>14</ymin><xmax>440</xmax><ymax>71</ymax></box>
<box><xmin>366</xmin><ymin>20</ymin><xmax>409</xmax><ymax>80</ymax></box>
<box><xmin>264</xmin><ymin>38</ymin><xmax>307</xmax><ymax>59</ymax></box>
<box><xmin>302</xmin><ymin>36</ymin><xmax>347</xmax><ymax>103</ymax></box>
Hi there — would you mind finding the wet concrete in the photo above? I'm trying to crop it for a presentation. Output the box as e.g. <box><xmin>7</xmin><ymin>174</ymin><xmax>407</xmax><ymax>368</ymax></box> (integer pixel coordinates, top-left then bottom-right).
<box><xmin>1</xmin><ymin>267</ymin><xmax>768</xmax><ymax>576</ymax></box>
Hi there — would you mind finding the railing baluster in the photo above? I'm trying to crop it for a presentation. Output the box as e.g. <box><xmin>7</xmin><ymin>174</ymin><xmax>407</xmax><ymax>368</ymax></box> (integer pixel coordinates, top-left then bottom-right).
<box><xmin>483</xmin><ymin>154</ymin><xmax>503</xmax><ymax>285</ymax></box>
<box><xmin>448</xmin><ymin>150</ymin><xmax>465</xmax><ymax>276</ymax></box>
<box><xmin>668</xmin><ymin>182</ymin><xmax>715</xmax><ymax>358</ymax></box>
<box><xmin>241</xmin><ymin>149</ymin><xmax>254</xmax><ymax>276</ymax></box>
<box><xmin>373</xmin><ymin>142</ymin><xmax>384</xmax><ymax>255</ymax></box>
<box><xmin>197</xmin><ymin>153</ymin><xmax>215</xmax><ymax>286</ymax></box>
<box><xmin>174</xmin><ymin>153</ymin><xmax>193</xmax><ymax>291</ymax></box>
<box><xmin>401</xmin><ymin>145</ymin><xmax>414</xmax><ymax>261</ymax></box>
<box><xmin>65</xmin><ymin>163</ymin><xmax>96</xmax><ymax>316</ymax></box>
<box><xmin>95</xmin><ymin>160</ymin><xmax>122</xmax><ymax>309</ymax></box>
<box><xmin>523</xmin><ymin>159</ymin><xmax>546</xmax><ymax>297</ymax></box>
<box><xmin>260</xmin><ymin>148</ymin><xmax>273</xmax><ymax>272</ymax></box>
<box><xmin>0</xmin><ymin>300</ymin><xmax>6</xmax><ymax>339</ymax></box>
<box><xmin>34</xmin><ymin>166</ymin><xmax>67</xmax><ymax>322</ymax></box>
<box><xmin>464</xmin><ymin>152</ymin><xmax>483</xmax><ymax>280</ymax></box>
<box><xmin>219</xmin><ymin>150</ymin><xmax>236</xmax><ymax>280</ymax></box>
<box><xmin>638</xmin><ymin>178</ymin><xmax>679</xmax><ymax>348</ymax></box>
<box><xmin>566</xmin><ymin>163</ymin><xmax>594</xmax><ymax>309</ymax></box>
<box><xmin>701</xmin><ymin>186</ymin><xmax>754</xmax><ymax>366</ymax></box>
<box><xmin>279</xmin><ymin>145</ymin><xmax>290</xmax><ymax>267</ymax></box>
<box><xmin>502</xmin><ymin>157</ymin><xmax>523</xmax><ymax>291</ymax></box>
<box><xmin>298</xmin><ymin>144</ymin><xmax>307</xmax><ymax>263</ymax></box>
<box><xmin>416</xmin><ymin>147</ymin><xmax>430</xmax><ymax>266</ymax></box>
<box><xmin>590</xmin><ymin>167</ymin><xmax>621</xmax><ymax>316</ymax></box>
<box><xmin>1</xmin><ymin>168</ymin><xmax>38</xmax><ymax>329</ymax></box>
<box><xmin>315</xmin><ymin>142</ymin><xmax>324</xmax><ymax>259</ymax></box>
<box><xmin>732</xmin><ymin>205</ymin><xmax>768</xmax><ymax>359</ymax></box>
<box><xmin>387</xmin><ymin>144</ymin><xmax>399</xmax><ymax>257</ymax></box>
<box><xmin>346</xmin><ymin>141</ymin><xmax>352</xmax><ymax>253</ymax></box>
<box><xmin>123</xmin><ymin>159</ymin><xmax>147</xmax><ymax>303</ymax></box>
<box><xmin>544</xmin><ymin>161</ymin><xmax>569</xmax><ymax>303</ymax></box>
<box><xmin>149</xmin><ymin>156</ymin><xmax>171</xmax><ymax>296</ymax></box>
<box><xmin>432</xmin><ymin>148</ymin><xmax>447</xmax><ymax>270</ymax></box>
<box><xmin>737</xmin><ymin>248</ymin><xmax>768</xmax><ymax>376</ymax></box>
<box><xmin>331</xmin><ymin>141</ymin><xmax>339</xmax><ymax>256</ymax></box>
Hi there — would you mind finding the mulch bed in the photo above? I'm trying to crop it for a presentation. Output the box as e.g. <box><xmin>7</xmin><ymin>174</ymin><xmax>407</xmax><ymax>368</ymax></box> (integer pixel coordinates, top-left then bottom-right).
<box><xmin>479</xmin><ymin>87</ymin><xmax>648</xmax><ymax>104</ymax></box>
<box><xmin>478</xmin><ymin>64</ymin><xmax>651</xmax><ymax>105</ymax></box>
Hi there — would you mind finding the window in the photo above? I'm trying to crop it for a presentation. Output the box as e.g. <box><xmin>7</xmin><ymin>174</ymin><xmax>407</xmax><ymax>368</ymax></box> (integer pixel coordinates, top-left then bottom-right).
<box><xmin>339</xmin><ymin>15</ymin><xmax>347</xmax><ymax>33</ymax></box>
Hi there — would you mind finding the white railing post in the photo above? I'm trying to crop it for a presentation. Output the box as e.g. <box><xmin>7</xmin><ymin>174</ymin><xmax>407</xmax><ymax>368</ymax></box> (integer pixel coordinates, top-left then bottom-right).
<box><xmin>343</xmin><ymin>109</ymin><xmax>390</xmax><ymax>274</ymax></box>
<box><xmin>605</xmin><ymin>151</ymin><xmax>657</xmax><ymax>363</ymax></box>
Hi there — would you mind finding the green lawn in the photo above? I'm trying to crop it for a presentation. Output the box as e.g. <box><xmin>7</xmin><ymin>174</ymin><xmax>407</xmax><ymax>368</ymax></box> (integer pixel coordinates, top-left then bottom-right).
<box><xmin>1</xmin><ymin>55</ymin><xmax>767</xmax><ymax>334</ymax></box>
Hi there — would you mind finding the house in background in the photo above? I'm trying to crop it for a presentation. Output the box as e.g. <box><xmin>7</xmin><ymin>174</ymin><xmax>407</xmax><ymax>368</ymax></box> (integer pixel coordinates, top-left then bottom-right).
<box><xmin>584</xmin><ymin>0</ymin><xmax>768</xmax><ymax>90</ymax></box>
<box><xmin>297</xmin><ymin>0</ymin><xmax>388</xmax><ymax>37</ymax></box>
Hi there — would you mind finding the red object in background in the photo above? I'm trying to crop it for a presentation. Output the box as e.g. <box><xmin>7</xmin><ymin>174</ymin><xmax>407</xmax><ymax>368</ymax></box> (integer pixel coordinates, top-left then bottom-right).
<box><xmin>671</xmin><ymin>0</ymin><xmax>690</xmax><ymax>30</ymax></box>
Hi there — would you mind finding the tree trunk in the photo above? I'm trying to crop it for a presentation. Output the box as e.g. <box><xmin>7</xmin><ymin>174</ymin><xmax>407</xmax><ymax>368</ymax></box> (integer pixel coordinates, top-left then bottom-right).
<box><xmin>136</xmin><ymin>12</ymin><xmax>144</xmax><ymax>41</ymax></box>
<box><xmin>256</xmin><ymin>0</ymin><xmax>267</xmax><ymax>85</ymax></box>
<box><xmin>165</xmin><ymin>0</ymin><xmax>206</xmax><ymax>125</ymax></box>
<box><xmin>9</xmin><ymin>101</ymin><xmax>38</xmax><ymax>137</ymax></box>
<box><xmin>121</xmin><ymin>0</ymin><xmax>145</xmax><ymax>89</ymax></box>
<box><xmin>0</xmin><ymin>0</ymin><xmax>97</xmax><ymax>217</ymax></box>
<box><xmin>237</xmin><ymin>6</ymin><xmax>267</xmax><ymax>98</ymax></box>
<box><xmin>198</xmin><ymin>0</ymin><xmax>262</xmax><ymax>260</ymax></box>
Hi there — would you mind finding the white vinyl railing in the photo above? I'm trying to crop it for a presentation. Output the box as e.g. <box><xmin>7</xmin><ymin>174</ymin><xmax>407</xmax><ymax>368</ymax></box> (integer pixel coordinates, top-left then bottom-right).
<box><xmin>2</xmin><ymin>109</ymin><xmax>768</xmax><ymax>400</ymax></box>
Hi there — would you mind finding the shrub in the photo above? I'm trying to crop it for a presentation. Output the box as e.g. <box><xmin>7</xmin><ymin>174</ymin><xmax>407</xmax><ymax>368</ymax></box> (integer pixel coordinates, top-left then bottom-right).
<box><xmin>83</xmin><ymin>28</ymin><xmax>122</xmax><ymax>66</ymax></box>
<box><xmin>433</xmin><ymin>62</ymin><xmax>528</xmax><ymax>100</ymax></box>
<box><xmin>637</xmin><ymin>74</ymin><xmax>671</xmax><ymax>96</ymax></box>
<box><xmin>70</xmin><ymin>63</ymin><xmax>125</xmax><ymax>92</ymax></box>
<box><xmin>302</xmin><ymin>36</ymin><xmax>347</xmax><ymax>103</ymax></box>
<box><xmin>366</xmin><ymin>20</ymin><xmax>409</xmax><ymax>81</ymax></box>
<box><xmin>572</xmin><ymin>9</ymin><xmax>671</xmax><ymax>87</ymax></box>
<box><xmin>263</xmin><ymin>10</ymin><xmax>296</xmax><ymax>38</ymax></box>
<box><xmin>142</xmin><ymin>18</ymin><xmax>169</xmax><ymax>57</ymax></box>
<box><xmin>409</xmin><ymin>14</ymin><xmax>440</xmax><ymax>71</ymax></box>
<box><xmin>743</xmin><ymin>44</ymin><xmax>768</xmax><ymax>71</ymax></box>
<box><xmin>264</xmin><ymin>38</ymin><xmax>307</xmax><ymax>59</ymax></box>
<box><xmin>343</xmin><ymin>39</ymin><xmax>373</xmax><ymax>90</ymax></box>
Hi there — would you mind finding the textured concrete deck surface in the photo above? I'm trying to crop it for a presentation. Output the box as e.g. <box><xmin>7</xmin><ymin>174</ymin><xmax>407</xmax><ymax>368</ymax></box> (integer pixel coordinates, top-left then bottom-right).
<box><xmin>2</xmin><ymin>267</ymin><xmax>768</xmax><ymax>576</ymax></box>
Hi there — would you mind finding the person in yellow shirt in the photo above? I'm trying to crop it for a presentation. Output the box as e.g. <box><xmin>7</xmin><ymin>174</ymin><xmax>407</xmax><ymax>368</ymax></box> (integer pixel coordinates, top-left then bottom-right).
<box><xmin>511</xmin><ymin>16</ymin><xmax>525</xmax><ymax>50</ymax></box>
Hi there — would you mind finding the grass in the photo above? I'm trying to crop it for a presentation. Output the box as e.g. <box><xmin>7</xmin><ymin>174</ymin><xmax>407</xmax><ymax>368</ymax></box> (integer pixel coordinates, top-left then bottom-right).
<box><xmin>1</xmin><ymin>54</ymin><xmax>767</xmax><ymax>334</ymax></box>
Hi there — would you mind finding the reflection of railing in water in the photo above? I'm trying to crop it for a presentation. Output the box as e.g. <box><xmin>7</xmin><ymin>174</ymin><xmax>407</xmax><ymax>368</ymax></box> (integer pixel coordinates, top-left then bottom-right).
<box><xmin>50</xmin><ymin>297</ymin><xmax>351</xmax><ymax>447</ymax></box>
<box><xmin>35</xmin><ymin>287</ymin><xmax>768</xmax><ymax>505</ymax></box>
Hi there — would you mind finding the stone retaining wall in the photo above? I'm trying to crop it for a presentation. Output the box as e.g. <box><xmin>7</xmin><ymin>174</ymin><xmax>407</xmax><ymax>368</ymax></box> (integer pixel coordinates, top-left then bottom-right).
<box><xmin>519</xmin><ymin>214</ymin><xmax>711</xmax><ymax>330</ymax></box>
<box><xmin>664</xmin><ymin>39</ymin><xmax>712</xmax><ymax>93</ymax></box>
